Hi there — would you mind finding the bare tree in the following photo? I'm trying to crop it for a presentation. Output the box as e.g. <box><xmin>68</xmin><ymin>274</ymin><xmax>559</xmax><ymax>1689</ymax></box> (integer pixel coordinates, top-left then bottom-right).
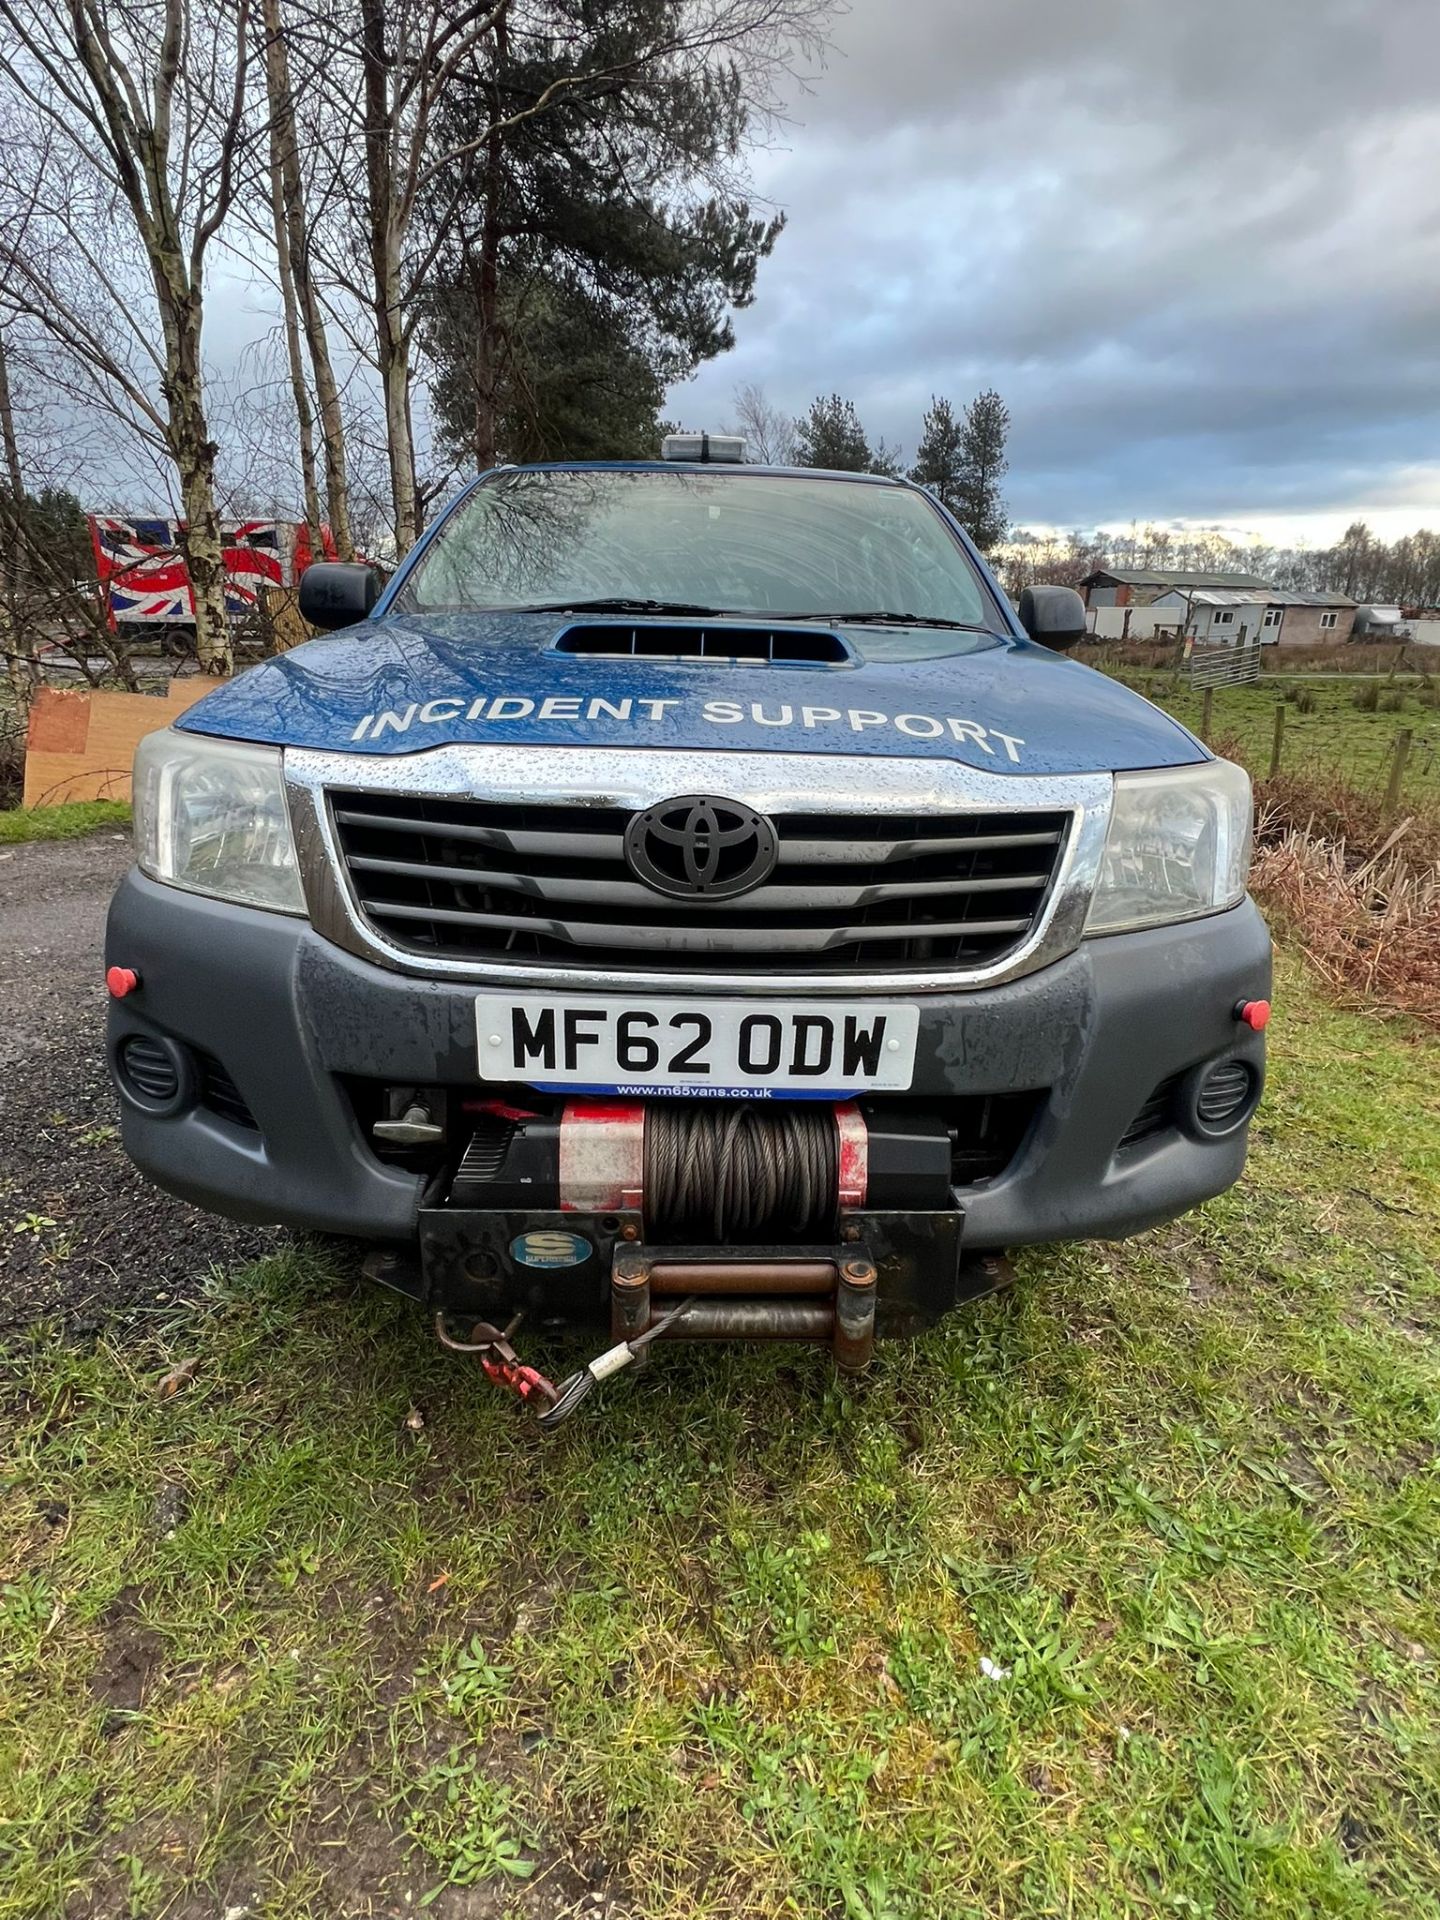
<box><xmin>0</xmin><ymin>326</ymin><xmax>31</xmax><ymax>707</ymax></box>
<box><xmin>1</xmin><ymin>0</ymin><xmax>830</xmax><ymax>625</ymax></box>
<box><xmin>0</xmin><ymin>131</ymin><xmax>175</xmax><ymax>691</ymax></box>
<box><xmin>732</xmin><ymin>382</ymin><xmax>796</xmax><ymax>465</ymax></box>
<box><xmin>0</xmin><ymin>0</ymin><xmax>255</xmax><ymax>672</ymax></box>
<box><xmin>260</xmin><ymin>0</ymin><xmax>322</xmax><ymax>556</ymax></box>
<box><xmin>313</xmin><ymin>0</ymin><xmax>509</xmax><ymax>553</ymax></box>
<box><xmin>257</xmin><ymin>0</ymin><xmax>355</xmax><ymax>557</ymax></box>
<box><xmin>0</xmin><ymin>316</ymin><xmax>148</xmax><ymax>694</ymax></box>
<box><xmin>0</xmin><ymin>333</ymin><xmax>24</xmax><ymax>519</ymax></box>
<box><xmin>305</xmin><ymin>0</ymin><xmax>829</xmax><ymax>553</ymax></box>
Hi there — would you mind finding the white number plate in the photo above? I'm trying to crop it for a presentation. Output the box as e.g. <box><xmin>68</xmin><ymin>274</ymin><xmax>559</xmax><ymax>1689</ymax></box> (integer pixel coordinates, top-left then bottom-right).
<box><xmin>476</xmin><ymin>994</ymin><xmax>920</xmax><ymax>1097</ymax></box>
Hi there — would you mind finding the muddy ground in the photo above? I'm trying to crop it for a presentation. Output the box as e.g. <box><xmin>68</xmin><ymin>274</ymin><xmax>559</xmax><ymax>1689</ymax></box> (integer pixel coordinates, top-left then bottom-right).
<box><xmin>0</xmin><ymin>833</ymin><xmax>280</xmax><ymax>1330</ymax></box>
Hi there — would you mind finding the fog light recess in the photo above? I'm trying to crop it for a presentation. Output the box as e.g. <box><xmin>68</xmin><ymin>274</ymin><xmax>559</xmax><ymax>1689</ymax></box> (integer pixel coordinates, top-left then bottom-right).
<box><xmin>1192</xmin><ymin>1058</ymin><xmax>1258</xmax><ymax>1135</ymax></box>
<box><xmin>116</xmin><ymin>1034</ymin><xmax>191</xmax><ymax>1114</ymax></box>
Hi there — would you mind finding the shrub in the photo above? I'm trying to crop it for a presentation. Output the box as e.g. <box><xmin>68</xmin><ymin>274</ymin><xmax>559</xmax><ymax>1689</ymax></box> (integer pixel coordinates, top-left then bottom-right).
<box><xmin>1378</xmin><ymin>689</ymin><xmax>1406</xmax><ymax>713</ymax></box>
<box><xmin>0</xmin><ymin>708</ymin><xmax>22</xmax><ymax>810</ymax></box>
<box><xmin>1263</xmin><ymin>641</ymin><xmax>1412</xmax><ymax>676</ymax></box>
<box><xmin>1353</xmin><ymin>681</ymin><xmax>1381</xmax><ymax>712</ymax></box>
<box><xmin>1256</xmin><ymin>766</ymin><xmax>1440</xmax><ymax>870</ymax></box>
<box><xmin>1250</xmin><ymin>767</ymin><xmax>1440</xmax><ymax>1026</ymax></box>
<box><xmin>1253</xmin><ymin>824</ymin><xmax>1440</xmax><ymax>1027</ymax></box>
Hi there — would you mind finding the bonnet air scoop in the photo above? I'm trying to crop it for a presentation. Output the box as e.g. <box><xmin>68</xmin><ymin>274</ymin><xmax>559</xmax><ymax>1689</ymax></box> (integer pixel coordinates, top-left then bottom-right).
<box><xmin>551</xmin><ymin>621</ymin><xmax>854</xmax><ymax>666</ymax></box>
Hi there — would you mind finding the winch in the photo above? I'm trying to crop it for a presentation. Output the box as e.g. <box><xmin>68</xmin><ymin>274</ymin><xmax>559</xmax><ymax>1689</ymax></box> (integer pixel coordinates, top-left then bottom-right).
<box><xmin>404</xmin><ymin>1095</ymin><xmax>1003</xmax><ymax>1420</ymax></box>
<box><xmin>447</xmin><ymin>1098</ymin><xmax>953</xmax><ymax>1234</ymax></box>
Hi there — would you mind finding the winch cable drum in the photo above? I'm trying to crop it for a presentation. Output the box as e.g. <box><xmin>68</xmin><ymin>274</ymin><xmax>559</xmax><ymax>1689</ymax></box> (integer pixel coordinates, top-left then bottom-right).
<box><xmin>644</xmin><ymin>1100</ymin><xmax>839</xmax><ymax>1241</ymax></box>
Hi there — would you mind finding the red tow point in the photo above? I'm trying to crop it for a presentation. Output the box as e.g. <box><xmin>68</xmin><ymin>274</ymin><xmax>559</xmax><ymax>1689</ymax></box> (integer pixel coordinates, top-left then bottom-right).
<box><xmin>1236</xmin><ymin>998</ymin><xmax>1271</xmax><ymax>1031</ymax></box>
<box><xmin>106</xmin><ymin>966</ymin><xmax>140</xmax><ymax>998</ymax></box>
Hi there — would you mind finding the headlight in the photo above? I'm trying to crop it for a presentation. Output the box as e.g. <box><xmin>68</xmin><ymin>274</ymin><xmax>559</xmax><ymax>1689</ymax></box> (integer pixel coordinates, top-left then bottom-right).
<box><xmin>1086</xmin><ymin>759</ymin><xmax>1252</xmax><ymax>936</ymax></box>
<box><xmin>133</xmin><ymin>730</ymin><xmax>304</xmax><ymax>914</ymax></box>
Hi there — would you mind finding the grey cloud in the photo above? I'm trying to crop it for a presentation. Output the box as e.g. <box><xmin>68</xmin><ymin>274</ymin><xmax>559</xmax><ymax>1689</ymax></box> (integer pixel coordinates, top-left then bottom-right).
<box><xmin>677</xmin><ymin>0</ymin><xmax>1440</xmax><ymax>529</ymax></box>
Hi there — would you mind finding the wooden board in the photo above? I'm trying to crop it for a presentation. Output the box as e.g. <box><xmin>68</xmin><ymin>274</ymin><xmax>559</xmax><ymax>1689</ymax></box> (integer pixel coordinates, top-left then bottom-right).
<box><xmin>261</xmin><ymin>583</ymin><xmax>314</xmax><ymax>652</ymax></box>
<box><xmin>23</xmin><ymin>682</ymin><xmax>217</xmax><ymax>807</ymax></box>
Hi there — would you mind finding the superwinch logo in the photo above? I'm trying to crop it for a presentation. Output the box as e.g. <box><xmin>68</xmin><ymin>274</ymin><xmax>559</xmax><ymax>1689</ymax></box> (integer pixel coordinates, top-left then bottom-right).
<box><xmin>348</xmin><ymin>693</ymin><xmax>1026</xmax><ymax>761</ymax></box>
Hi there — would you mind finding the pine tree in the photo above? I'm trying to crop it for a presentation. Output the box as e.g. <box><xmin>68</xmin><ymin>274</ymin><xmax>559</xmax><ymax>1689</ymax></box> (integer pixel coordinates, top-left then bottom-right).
<box><xmin>793</xmin><ymin>394</ymin><xmax>898</xmax><ymax>475</ymax></box>
<box><xmin>419</xmin><ymin>3</ymin><xmax>796</xmax><ymax>468</ymax></box>
<box><xmin>909</xmin><ymin>395</ymin><xmax>964</xmax><ymax>509</ymax></box>
<box><xmin>427</xmin><ymin>277</ymin><xmax>670</xmax><ymax>466</ymax></box>
<box><xmin>953</xmin><ymin>388</ymin><xmax>1010</xmax><ymax>554</ymax></box>
<box><xmin>793</xmin><ymin>394</ymin><xmax>871</xmax><ymax>470</ymax></box>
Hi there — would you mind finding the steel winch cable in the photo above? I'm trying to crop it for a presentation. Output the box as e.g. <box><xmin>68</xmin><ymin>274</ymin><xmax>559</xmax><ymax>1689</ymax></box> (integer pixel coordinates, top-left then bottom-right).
<box><xmin>536</xmin><ymin>1295</ymin><xmax>699</xmax><ymax>1432</ymax></box>
<box><xmin>645</xmin><ymin>1100</ymin><xmax>839</xmax><ymax>1240</ymax></box>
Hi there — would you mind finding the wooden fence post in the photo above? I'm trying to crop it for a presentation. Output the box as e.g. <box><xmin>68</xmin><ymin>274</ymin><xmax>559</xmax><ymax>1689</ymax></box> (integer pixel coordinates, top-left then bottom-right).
<box><xmin>1269</xmin><ymin>702</ymin><xmax>1285</xmax><ymax>777</ymax></box>
<box><xmin>1383</xmin><ymin>728</ymin><xmax>1413</xmax><ymax>817</ymax></box>
<box><xmin>1200</xmin><ymin>685</ymin><xmax>1214</xmax><ymax>740</ymax></box>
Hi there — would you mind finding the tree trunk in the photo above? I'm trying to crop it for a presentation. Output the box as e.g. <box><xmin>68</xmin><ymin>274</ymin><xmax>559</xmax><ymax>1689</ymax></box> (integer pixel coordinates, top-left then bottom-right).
<box><xmin>471</xmin><ymin>7</ymin><xmax>507</xmax><ymax>470</ymax></box>
<box><xmin>361</xmin><ymin>0</ymin><xmax>418</xmax><ymax>554</ymax></box>
<box><xmin>262</xmin><ymin>0</ymin><xmax>322</xmax><ymax>556</ymax></box>
<box><xmin>301</xmin><ymin>276</ymin><xmax>356</xmax><ymax>560</ymax></box>
<box><xmin>470</xmin><ymin>269</ymin><xmax>499</xmax><ymax>469</ymax></box>
<box><xmin>0</xmin><ymin>329</ymin><xmax>34</xmax><ymax>711</ymax></box>
<box><xmin>175</xmin><ymin>424</ymin><xmax>233</xmax><ymax>676</ymax></box>
<box><xmin>262</xmin><ymin>0</ymin><xmax>355</xmax><ymax>560</ymax></box>
<box><xmin>0</xmin><ymin>331</ymin><xmax>24</xmax><ymax>506</ymax></box>
<box><xmin>376</xmin><ymin>264</ymin><xmax>418</xmax><ymax>554</ymax></box>
<box><xmin>154</xmin><ymin>269</ymin><xmax>232</xmax><ymax>674</ymax></box>
<box><xmin>269</xmin><ymin>170</ymin><xmax>323</xmax><ymax>557</ymax></box>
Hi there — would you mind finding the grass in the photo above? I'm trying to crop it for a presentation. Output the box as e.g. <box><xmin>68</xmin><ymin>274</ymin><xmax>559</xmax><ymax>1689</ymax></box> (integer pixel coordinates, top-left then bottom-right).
<box><xmin>1110</xmin><ymin>676</ymin><xmax>1440</xmax><ymax>805</ymax></box>
<box><xmin>1</xmin><ymin>953</ymin><xmax>1437</xmax><ymax>1918</ymax></box>
<box><xmin>0</xmin><ymin>799</ymin><xmax>131</xmax><ymax>844</ymax></box>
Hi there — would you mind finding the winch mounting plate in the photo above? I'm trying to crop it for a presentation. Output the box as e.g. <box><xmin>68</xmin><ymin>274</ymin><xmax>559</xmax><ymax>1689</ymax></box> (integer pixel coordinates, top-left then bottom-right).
<box><xmin>413</xmin><ymin>1203</ymin><xmax>971</xmax><ymax>1340</ymax></box>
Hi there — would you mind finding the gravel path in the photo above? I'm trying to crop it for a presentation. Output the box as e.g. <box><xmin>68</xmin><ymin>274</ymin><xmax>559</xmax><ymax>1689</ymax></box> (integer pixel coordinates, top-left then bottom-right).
<box><xmin>0</xmin><ymin>833</ymin><xmax>281</xmax><ymax>1331</ymax></box>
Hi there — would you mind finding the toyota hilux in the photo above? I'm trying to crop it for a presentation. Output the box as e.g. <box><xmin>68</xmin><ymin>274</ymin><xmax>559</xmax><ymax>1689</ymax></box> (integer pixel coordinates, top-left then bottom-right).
<box><xmin>105</xmin><ymin>440</ymin><xmax>1269</xmax><ymax>1420</ymax></box>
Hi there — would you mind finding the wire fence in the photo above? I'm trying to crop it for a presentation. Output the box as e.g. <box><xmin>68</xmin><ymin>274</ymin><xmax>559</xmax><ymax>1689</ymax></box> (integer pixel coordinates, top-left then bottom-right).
<box><xmin>1116</xmin><ymin>671</ymin><xmax>1440</xmax><ymax>819</ymax></box>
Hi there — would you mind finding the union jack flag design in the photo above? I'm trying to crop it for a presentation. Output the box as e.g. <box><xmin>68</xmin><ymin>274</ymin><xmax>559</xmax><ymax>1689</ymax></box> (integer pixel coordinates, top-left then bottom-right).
<box><xmin>88</xmin><ymin>517</ymin><xmax>307</xmax><ymax>626</ymax></box>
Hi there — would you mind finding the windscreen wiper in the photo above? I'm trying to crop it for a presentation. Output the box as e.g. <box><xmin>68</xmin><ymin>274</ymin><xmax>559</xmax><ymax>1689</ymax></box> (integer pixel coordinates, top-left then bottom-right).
<box><xmin>514</xmin><ymin>598</ymin><xmax>998</xmax><ymax>632</ymax></box>
<box><xmin>778</xmin><ymin>610</ymin><xmax>997</xmax><ymax>631</ymax></box>
<box><xmin>514</xmin><ymin>597</ymin><xmax>734</xmax><ymax>617</ymax></box>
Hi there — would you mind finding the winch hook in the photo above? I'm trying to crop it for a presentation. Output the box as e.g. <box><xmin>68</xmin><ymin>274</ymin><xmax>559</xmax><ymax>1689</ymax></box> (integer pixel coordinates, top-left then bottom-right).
<box><xmin>434</xmin><ymin>1312</ymin><xmax>559</xmax><ymax>1411</ymax></box>
<box><xmin>433</xmin><ymin>1299</ymin><xmax>697</xmax><ymax>1428</ymax></box>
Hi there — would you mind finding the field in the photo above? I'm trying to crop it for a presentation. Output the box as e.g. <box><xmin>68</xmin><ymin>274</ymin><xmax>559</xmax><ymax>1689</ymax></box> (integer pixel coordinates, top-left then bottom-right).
<box><xmin>1108</xmin><ymin>675</ymin><xmax>1440</xmax><ymax>806</ymax></box>
<box><xmin>1</xmin><ymin>952</ymin><xmax>1437</xmax><ymax>1920</ymax></box>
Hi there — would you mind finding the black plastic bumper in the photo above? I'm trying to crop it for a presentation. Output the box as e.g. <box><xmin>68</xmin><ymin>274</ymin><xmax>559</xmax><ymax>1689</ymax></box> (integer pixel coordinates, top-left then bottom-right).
<box><xmin>105</xmin><ymin>869</ymin><xmax>1270</xmax><ymax>1251</ymax></box>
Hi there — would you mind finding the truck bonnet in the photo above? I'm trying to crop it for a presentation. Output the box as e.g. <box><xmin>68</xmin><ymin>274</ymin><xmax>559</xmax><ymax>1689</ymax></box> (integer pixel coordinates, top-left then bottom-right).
<box><xmin>174</xmin><ymin>610</ymin><xmax>1207</xmax><ymax>776</ymax></box>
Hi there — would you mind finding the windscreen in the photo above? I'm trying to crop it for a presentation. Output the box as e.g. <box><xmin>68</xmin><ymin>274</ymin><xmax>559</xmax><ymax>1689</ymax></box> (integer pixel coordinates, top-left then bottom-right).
<box><xmin>398</xmin><ymin>468</ymin><xmax>998</xmax><ymax>628</ymax></box>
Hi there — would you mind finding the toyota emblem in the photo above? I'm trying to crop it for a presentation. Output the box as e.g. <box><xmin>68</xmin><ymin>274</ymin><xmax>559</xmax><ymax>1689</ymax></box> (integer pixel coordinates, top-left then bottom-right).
<box><xmin>624</xmin><ymin>794</ymin><xmax>779</xmax><ymax>900</ymax></box>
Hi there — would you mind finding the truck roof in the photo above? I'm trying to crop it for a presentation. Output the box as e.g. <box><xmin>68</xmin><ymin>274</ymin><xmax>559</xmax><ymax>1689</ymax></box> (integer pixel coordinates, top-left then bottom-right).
<box><xmin>492</xmin><ymin>460</ymin><xmax>907</xmax><ymax>486</ymax></box>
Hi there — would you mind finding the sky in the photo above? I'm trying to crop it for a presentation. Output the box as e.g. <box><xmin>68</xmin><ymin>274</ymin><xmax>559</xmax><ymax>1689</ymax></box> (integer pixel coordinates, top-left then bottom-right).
<box><xmin>669</xmin><ymin>0</ymin><xmax>1440</xmax><ymax>546</ymax></box>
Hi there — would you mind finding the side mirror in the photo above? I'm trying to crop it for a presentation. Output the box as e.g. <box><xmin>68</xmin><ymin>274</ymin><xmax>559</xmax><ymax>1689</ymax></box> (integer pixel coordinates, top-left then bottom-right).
<box><xmin>299</xmin><ymin>561</ymin><xmax>381</xmax><ymax>631</ymax></box>
<box><xmin>1018</xmin><ymin>585</ymin><xmax>1087</xmax><ymax>652</ymax></box>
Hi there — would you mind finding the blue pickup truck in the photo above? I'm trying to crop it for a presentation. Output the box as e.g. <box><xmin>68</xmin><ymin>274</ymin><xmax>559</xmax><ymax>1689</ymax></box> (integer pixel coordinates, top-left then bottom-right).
<box><xmin>106</xmin><ymin>442</ymin><xmax>1268</xmax><ymax>1410</ymax></box>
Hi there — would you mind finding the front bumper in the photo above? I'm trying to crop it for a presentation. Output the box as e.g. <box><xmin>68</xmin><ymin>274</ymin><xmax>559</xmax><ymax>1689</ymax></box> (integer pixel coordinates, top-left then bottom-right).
<box><xmin>105</xmin><ymin>869</ymin><xmax>1271</xmax><ymax>1252</ymax></box>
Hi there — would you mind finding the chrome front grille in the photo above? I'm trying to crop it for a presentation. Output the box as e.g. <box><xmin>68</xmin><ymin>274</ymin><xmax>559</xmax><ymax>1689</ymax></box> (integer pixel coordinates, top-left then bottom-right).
<box><xmin>327</xmin><ymin>790</ymin><xmax>1071</xmax><ymax>976</ymax></box>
